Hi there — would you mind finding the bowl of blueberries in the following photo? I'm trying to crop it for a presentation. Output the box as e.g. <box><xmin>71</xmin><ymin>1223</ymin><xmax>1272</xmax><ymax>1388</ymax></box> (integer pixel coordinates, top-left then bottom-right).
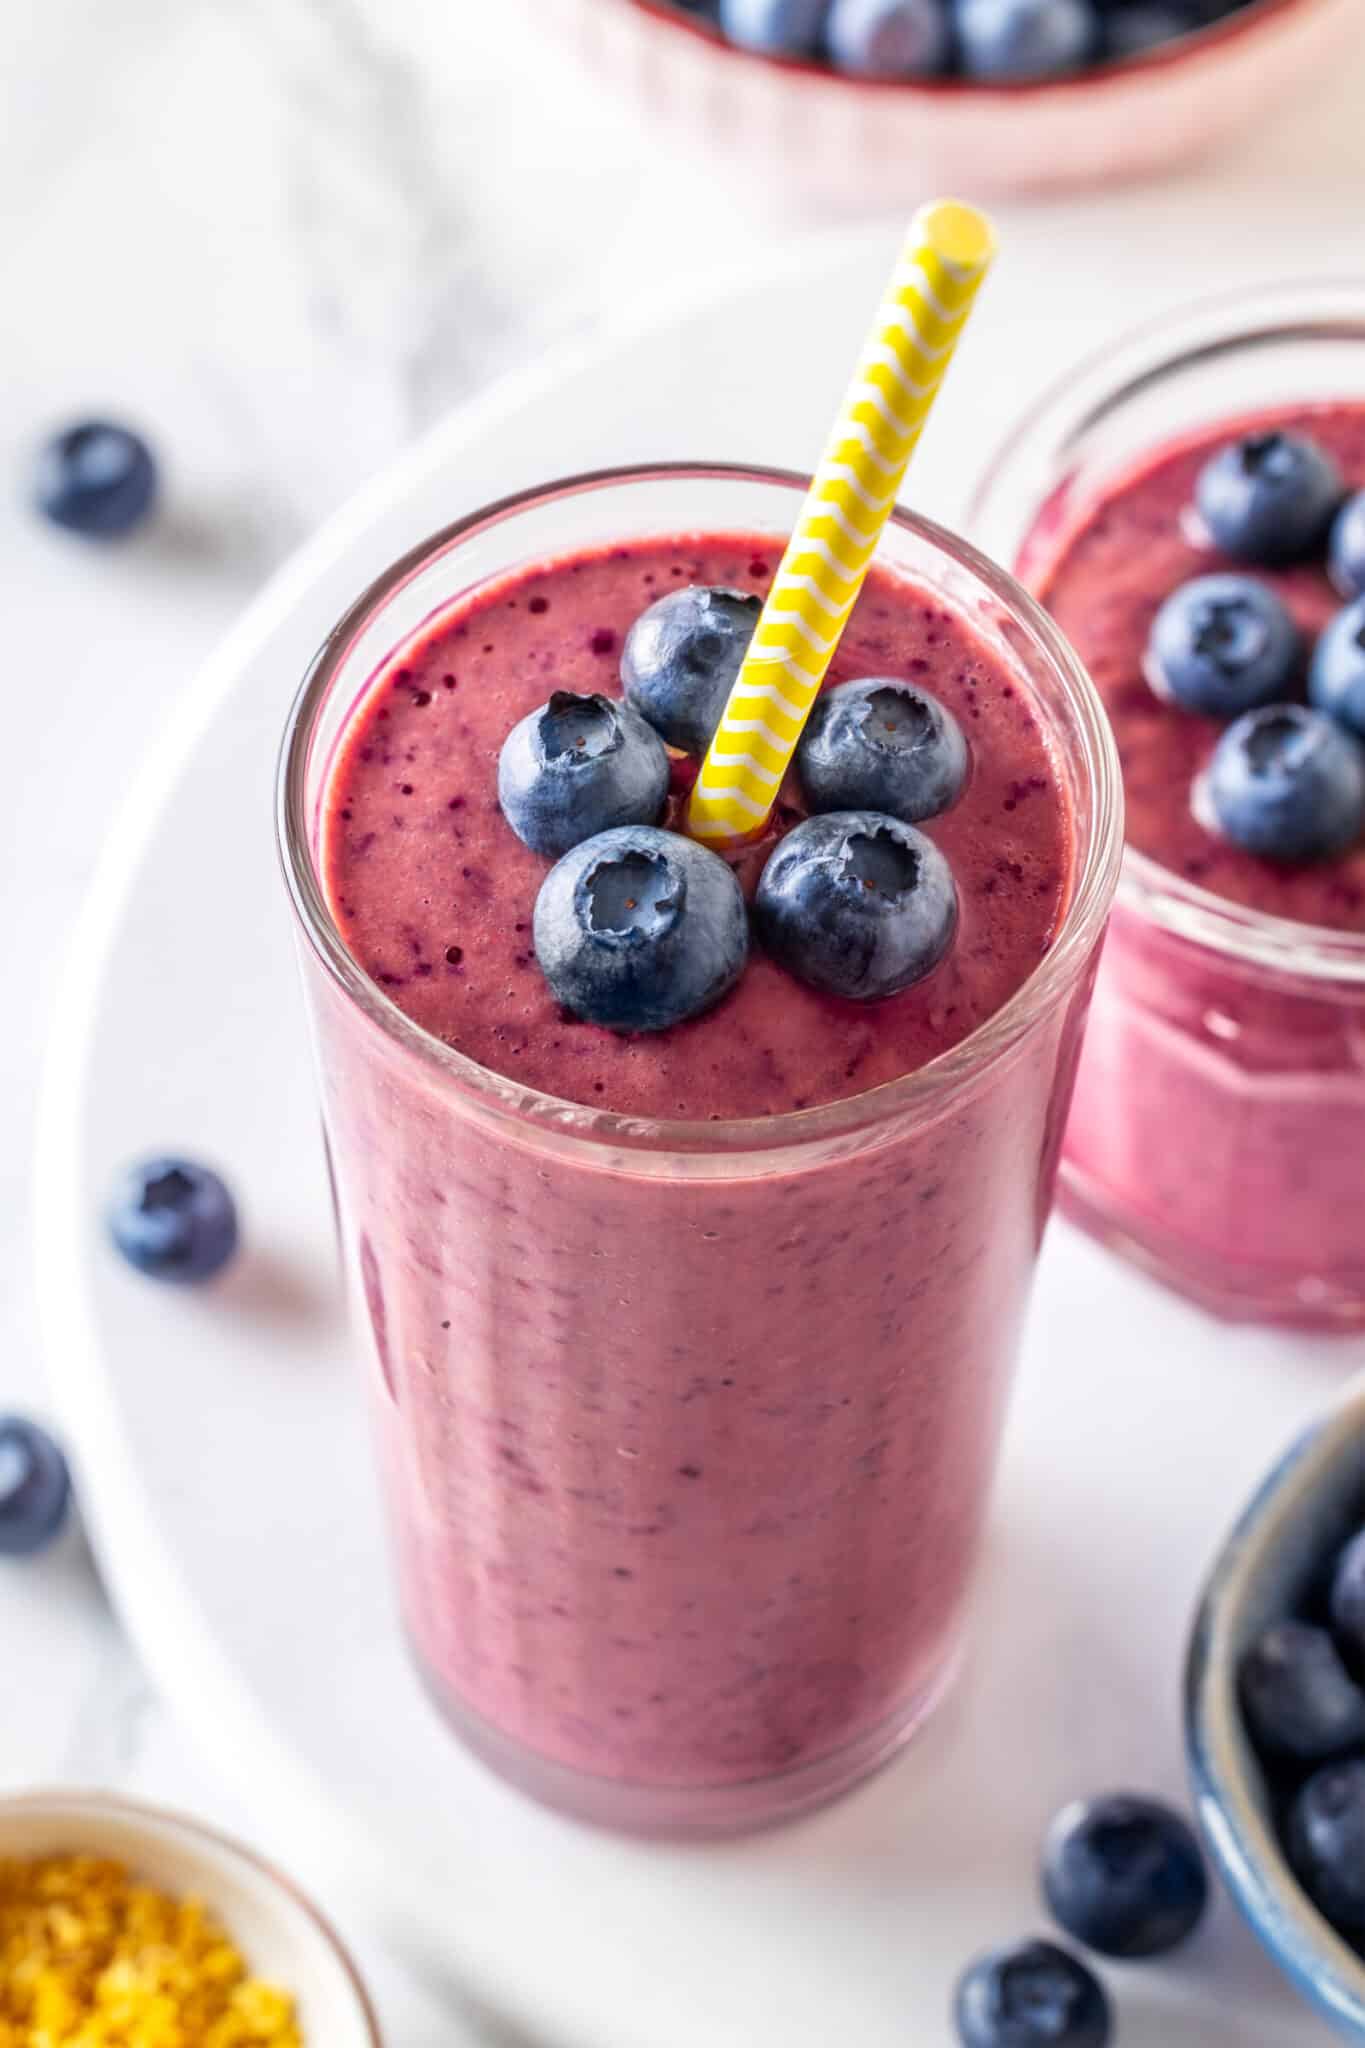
<box><xmin>1188</xmin><ymin>1376</ymin><xmax>1365</xmax><ymax>2039</ymax></box>
<box><xmin>546</xmin><ymin>0</ymin><xmax>1352</xmax><ymax>200</ymax></box>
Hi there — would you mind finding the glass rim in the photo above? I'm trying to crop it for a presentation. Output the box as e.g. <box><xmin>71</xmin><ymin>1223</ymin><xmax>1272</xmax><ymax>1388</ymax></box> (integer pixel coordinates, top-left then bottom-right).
<box><xmin>969</xmin><ymin>277</ymin><xmax>1365</xmax><ymax>985</ymax></box>
<box><xmin>276</xmin><ymin>460</ymin><xmax>1123</xmax><ymax>1157</ymax></box>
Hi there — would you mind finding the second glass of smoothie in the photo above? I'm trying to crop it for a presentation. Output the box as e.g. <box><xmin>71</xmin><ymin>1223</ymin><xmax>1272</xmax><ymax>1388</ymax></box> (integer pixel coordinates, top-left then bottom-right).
<box><xmin>277</xmin><ymin>464</ymin><xmax>1121</xmax><ymax>1833</ymax></box>
<box><xmin>973</xmin><ymin>285</ymin><xmax>1365</xmax><ymax>1331</ymax></box>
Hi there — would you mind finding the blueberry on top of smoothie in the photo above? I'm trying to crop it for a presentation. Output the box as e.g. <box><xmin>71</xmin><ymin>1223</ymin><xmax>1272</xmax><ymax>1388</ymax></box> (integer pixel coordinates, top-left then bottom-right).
<box><xmin>797</xmin><ymin>678</ymin><xmax>970</xmax><ymax>823</ymax></box>
<box><xmin>1146</xmin><ymin>574</ymin><xmax>1299</xmax><ymax>718</ymax></box>
<box><xmin>621</xmin><ymin>585</ymin><xmax>761</xmax><ymax>756</ymax></box>
<box><xmin>1289</xmin><ymin>1760</ymin><xmax>1365</xmax><ymax>1934</ymax></box>
<box><xmin>1329</xmin><ymin>490</ymin><xmax>1365</xmax><ymax>599</ymax></box>
<box><xmin>955</xmin><ymin>0</ymin><xmax>1097</xmax><ymax>79</ymax></box>
<box><xmin>1203</xmin><ymin>703</ymin><xmax>1365</xmax><ymax>865</ymax></box>
<box><xmin>0</xmin><ymin>1417</ymin><xmax>72</xmax><ymax>1559</ymax></box>
<box><xmin>825</xmin><ymin>0</ymin><xmax>952</xmax><ymax>74</ymax></box>
<box><xmin>754</xmin><ymin>810</ymin><xmax>957</xmax><ymax>1000</ymax></box>
<box><xmin>498</xmin><ymin>690</ymin><xmax>670</xmax><ymax>857</ymax></box>
<box><xmin>1309</xmin><ymin>596</ymin><xmax>1365</xmax><ymax>742</ymax></box>
<box><xmin>32</xmin><ymin>419</ymin><xmax>158</xmax><ymax>539</ymax></box>
<box><xmin>953</xmin><ymin>1938</ymin><xmax>1111</xmax><ymax>2048</ymax></box>
<box><xmin>533</xmin><ymin>825</ymin><xmax>749</xmax><ymax>1032</ymax></box>
<box><xmin>1041</xmin><ymin>1794</ymin><xmax>1208</xmax><ymax>1959</ymax></box>
<box><xmin>1194</xmin><ymin>430</ymin><xmax>1343</xmax><ymax>565</ymax></box>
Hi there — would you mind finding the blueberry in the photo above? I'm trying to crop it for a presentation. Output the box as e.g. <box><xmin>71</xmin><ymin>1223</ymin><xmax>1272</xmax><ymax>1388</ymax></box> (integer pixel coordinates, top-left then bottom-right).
<box><xmin>797</xmin><ymin>679</ymin><xmax>969</xmax><ymax>823</ymax></box>
<box><xmin>1329</xmin><ymin>491</ymin><xmax>1365</xmax><ymax>600</ymax></box>
<box><xmin>1289</xmin><ymin>1760</ymin><xmax>1365</xmax><ymax>1933</ymax></box>
<box><xmin>1239</xmin><ymin>1619</ymin><xmax>1365</xmax><ymax>1762</ymax></box>
<box><xmin>31</xmin><ymin>419</ymin><xmax>158</xmax><ymax>538</ymax></box>
<box><xmin>954</xmin><ymin>1939</ymin><xmax>1110</xmax><ymax>2048</ymax></box>
<box><xmin>1330</xmin><ymin>1527</ymin><xmax>1365</xmax><ymax>1671</ymax></box>
<box><xmin>1041</xmin><ymin>1795</ymin><xmax>1208</xmax><ymax>1959</ymax></box>
<box><xmin>1102</xmin><ymin>1</ymin><xmax>1202</xmax><ymax>54</ymax></box>
<box><xmin>533</xmin><ymin>826</ymin><xmax>748</xmax><ymax>1032</ymax></box>
<box><xmin>755</xmin><ymin>811</ymin><xmax>956</xmax><ymax>1001</ymax></box>
<box><xmin>498</xmin><ymin>691</ymin><xmax>669</xmax><ymax>858</ymax></box>
<box><xmin>621</xmin><ymin>585</ymin><xmax>761</xmax><ymax>756</ymax></box>
<box><xmin>0</xmin><ymin>1419</ymin><xmax>72</xmax><ymax>1559</ymax></box>
<box><xmin>1194</xmin><ymin>431</ymin><xmax>1342</xmax><ymax>564</ymax></box>
<box><xmin>955</xmin><ymin>0</ymin><xmax>1097</xmax><ymax>79</ymax></box>
<box><xmin>1203</xmin><ymin>704</ymin><xmax>1365</xmax><ymax>864</ymax></box>
<box><xmin>1145</xmin><ymin>574</ymin><xmax>1299</xmax><ymax>718</ymax></box>
<box><xmin>826</xmin><ymin>0</ymin><xmax>952</xmax><ymax>73</ymax></box>
<box><xmin>1309</xmin><ymin>597</ymin><xmax>1365</xmax><ymax>741</ymax></box>
<box><xmin>717</xmin><ymin>0</ymin><xmax>829</xmax><ymax>52</ymax></box>
<box><xmin>107</xmin><ymin>1156</ymin><xmax>240</xmax><ymax>1284</ymax></box>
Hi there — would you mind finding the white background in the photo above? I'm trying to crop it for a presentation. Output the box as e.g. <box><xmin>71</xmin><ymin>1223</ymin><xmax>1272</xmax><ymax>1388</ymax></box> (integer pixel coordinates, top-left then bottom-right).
<box><xmin>6</xmin><ymin>1</ymin><xmax>1365</xmax><ymax>2040</ymax></box>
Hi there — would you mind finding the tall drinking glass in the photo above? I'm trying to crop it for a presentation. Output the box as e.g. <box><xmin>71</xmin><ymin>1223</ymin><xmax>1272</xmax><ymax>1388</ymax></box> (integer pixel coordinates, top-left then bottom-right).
<box><xmin>277</xmin><ymin>464</ymin><xmax>1122</xmax><ymax>1833</ymax></box>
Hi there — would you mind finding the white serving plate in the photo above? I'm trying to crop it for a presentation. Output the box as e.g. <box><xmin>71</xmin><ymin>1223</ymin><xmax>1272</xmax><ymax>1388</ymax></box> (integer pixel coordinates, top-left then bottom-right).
<box><xmin>35</xmin><ymin>210</ymin><xmax>1365</xmax><ymax>2048</ymax></box>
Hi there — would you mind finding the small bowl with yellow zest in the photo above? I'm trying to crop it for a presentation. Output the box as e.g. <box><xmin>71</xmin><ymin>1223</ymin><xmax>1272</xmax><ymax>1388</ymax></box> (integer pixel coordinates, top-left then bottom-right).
<box><xmin>0</xmin><ymin>1789</ymin><xmax>381</xmax><ymax>2045</ymax></box>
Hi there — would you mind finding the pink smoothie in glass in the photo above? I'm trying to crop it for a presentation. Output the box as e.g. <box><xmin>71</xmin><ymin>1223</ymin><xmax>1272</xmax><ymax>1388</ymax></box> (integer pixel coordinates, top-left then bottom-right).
<box><xmin>1028</xmin><ymin>403</ymin><xmax>1365</xmax><ymax>1320</ymax></box>
<box><xmin>309</xmin><ymin>527</ymin><xmax>1086</xmax><ymax>1814</ymax></box>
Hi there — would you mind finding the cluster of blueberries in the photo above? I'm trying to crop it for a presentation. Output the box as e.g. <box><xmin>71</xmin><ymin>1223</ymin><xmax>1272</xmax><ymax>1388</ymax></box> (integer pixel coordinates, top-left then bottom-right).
<box><xmin>667</xmin><ymin>0</ymin><xmax>1254</xmax><ymax>82</ymax></box>
<box><xmin>954</xmin><ymin>1790</ymin><xmax>1208</xmax><ymax>2045</ymax></box>
<box><xmin>497</xmin><ymin>584</ymin><xmax>972</xmax><ymax>1031</ymax></box>
<box><xmin>1239</xmin><ymin>1519</ymin><xmax>1365</xmax><ymax>1948</ymax></box>
<box><xmin>1145</xmin><ymin>429</ymin><xmax>1365</xmax><ymax>866</ymax></box>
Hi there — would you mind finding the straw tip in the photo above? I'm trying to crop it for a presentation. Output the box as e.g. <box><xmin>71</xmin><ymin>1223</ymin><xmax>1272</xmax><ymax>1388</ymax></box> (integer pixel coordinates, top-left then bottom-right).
<box><xmin>914</xmin><ymin>198</ymin><xmax>997</xmax><ymax>272</ymax></box>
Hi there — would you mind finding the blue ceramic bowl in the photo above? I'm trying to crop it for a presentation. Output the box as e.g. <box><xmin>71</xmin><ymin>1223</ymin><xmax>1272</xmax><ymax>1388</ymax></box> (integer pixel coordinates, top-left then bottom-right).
<box><xmin>1187</xmin><ymin>1375</ymin><xmax>1365</xmax><ymax>2040</ymax></box>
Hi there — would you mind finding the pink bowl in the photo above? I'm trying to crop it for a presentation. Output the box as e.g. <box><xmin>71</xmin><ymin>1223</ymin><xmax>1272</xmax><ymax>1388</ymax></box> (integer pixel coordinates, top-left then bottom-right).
<box><xmin>540</xmin><ymin>0</ymin><xmax>1354</xmax><ymax>204</ymax></box>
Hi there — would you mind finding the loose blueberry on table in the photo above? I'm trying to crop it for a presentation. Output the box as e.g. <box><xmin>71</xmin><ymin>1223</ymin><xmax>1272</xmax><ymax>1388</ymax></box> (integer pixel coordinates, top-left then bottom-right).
<box><xmin>1042</xmin><ymin>1793</ymin><xmax>1208</xmax><ymax>1959</ymax></box>
<box><xmin>107</xmin><ymin>1156</ymin><xmax>240</xmax><ymax>1283</ymax></box>
<box><xmin>31</xmin><ymin>419</ymin><xmax>158</xmax><ymax>539</ymax></box>
<box><xmin>661</xmin><ymin>0</ymin><xmax>1257</xmax><ymax>76</ymax></box>
<box><xmin>954</xmin><ymin>1938</ymin><xmax>1111</xmax><ymax>2048</ymax></box>
<box><xmin>0</xmin><ymin>1417</ymin><xmax>72</xmax><ymax>1558</ymax></box>
<box><xmin>495</xmin><ymin>582</ymin><xmax>970</xmax><ymax>1031</ymax></box>
<box><xmin>1237</xmin><ymin>1506</ymin><xmax>1365</xmax><ymax>1947</ymax></box>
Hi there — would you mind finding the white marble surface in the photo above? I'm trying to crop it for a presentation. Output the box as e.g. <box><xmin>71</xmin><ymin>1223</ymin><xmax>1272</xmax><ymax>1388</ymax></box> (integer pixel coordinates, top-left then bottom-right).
<box><xmin>6</xmin><ymin>0</ymin><xmax>1365</xmax><ymax>2039</ymax></box>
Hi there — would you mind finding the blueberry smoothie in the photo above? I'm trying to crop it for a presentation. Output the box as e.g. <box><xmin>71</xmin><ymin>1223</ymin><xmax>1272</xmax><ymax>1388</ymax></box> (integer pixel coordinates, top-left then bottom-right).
<box><xmin>281</xmin><ymin>469</ymin><xmax>1117</xmax><ymax>1829</ymax></box>
<box><xmin>1022</xmin><ymin>404</ymin><xmax>1365</xmax><ymax>1324</ymax></box>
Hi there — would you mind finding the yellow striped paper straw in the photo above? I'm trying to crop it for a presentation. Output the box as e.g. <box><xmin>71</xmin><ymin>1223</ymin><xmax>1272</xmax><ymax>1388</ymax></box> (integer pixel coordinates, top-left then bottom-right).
<box><xmin>687</xmin><ymin>199</ymin><xmax>997</xmax><ymax>848</ymax></box>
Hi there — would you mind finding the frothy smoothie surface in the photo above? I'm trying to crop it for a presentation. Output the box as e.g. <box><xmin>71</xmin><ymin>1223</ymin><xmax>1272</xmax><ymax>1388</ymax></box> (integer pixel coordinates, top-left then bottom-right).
<box><xmin>321</xmin><ymin>533</ymin><xmax>1072</xmax><ymax>1119</ymax></box>
<box><xmin>1035</xmin><ymin>403</ymin><xmax>1365</xmax><ymax>932</ymax></box>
